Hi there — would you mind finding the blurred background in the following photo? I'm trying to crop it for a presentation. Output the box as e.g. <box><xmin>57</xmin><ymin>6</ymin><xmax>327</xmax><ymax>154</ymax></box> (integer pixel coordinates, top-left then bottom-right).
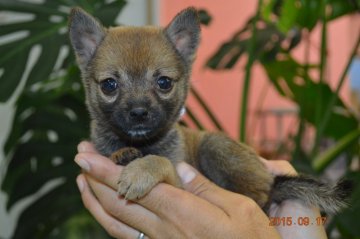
<box><xmin>0</xmin><ymin>0</ymin><xmax>359</xmax><ymax>238</ymax></box>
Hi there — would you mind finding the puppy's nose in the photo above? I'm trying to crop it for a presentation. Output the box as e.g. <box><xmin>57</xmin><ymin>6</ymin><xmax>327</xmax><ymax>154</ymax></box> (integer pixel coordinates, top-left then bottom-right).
<box><xmin>129</xmin><ymin>107</ymin><xmax>149</xmax><ymax>121</ymax></box>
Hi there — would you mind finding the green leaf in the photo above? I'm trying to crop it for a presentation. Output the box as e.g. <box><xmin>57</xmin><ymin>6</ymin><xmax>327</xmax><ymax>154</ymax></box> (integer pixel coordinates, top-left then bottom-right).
<box><xmin>261</xmin><ymin>0</ymin><xmax>277</xmax><ymax>21</ymax></box>
<box><xmin>263</xmin><ymin>0</ymin><xmax>358</xmax><ymax>33</ymax></box>
<box><xmin>296</xmin><ymin>0</ymin><xmax>322</xmax><ymax>31</ymax></box>
<box><xmin>262</xmin><ymin>0</ymin><xmax>322</xmax><ymax>32</ymax></box>
<box><xmin>53</xmin><ymin>210</ymin><xmax>112</xmax><ymax>239</ymax></box>
<box><xmin>197</xmin><ymin>9</ymin><xmax>212</xmax><ymax>26</ymax></box>
<box><xmin>11</xmin><ymin>183</ymin><xmax>79</xmax><ymax>239</ymax></box>
<box><xmin>334</xmin><ymin>171</ymin><xmax>360</xmax><ymax>237</ymax></box>
<box><xmin>10</xmin><ymin>182</ymin><xmax>111</xmax><ymax>239</ymax></box>
<box><xmin>1</xmin><ymin>1</ymin><xmax>126</xmax><ymax>238</ymax></box>
<box><xmin>2</xmin><ymin>75</ymin><xmax>89</xmax><ymax>207</ymax></box>
<box><xmin>0</xmin><ymin>1</ymin><xmax>67</xmax><ymax>101</ymax></box>
<box><xmin>0</xmin><ymin>45</ymin><xmax>29</xmax><ymax>101</ymax></box>
<box><xmin>277</xmin><ymin>0</ymin><xmax>299</xmax><ymax>33</ymax></box>
<box><xmin>206</xmin><ymin>20</ymin><xmax>285</xmax><ymax>69</ymax></box>
<box><xmin>93</xmin><ymin>0</ymin><xmax>127</xmax><ymax>26</ymax></box>
<box><xmin>312</xmin><ymin>129</ymin><xmax>360</xmax><ymax>172</ymax></box>
<box><xmin>326</xmin><ymin>0</ymin><xmax>360</xmax><ymax>20</ymax></box>
<box><xmin>263</xmin><ymin>56</ymin><xmax>358</xmax><ymax>140</ymax></box>
<box><xmin>0</xmin><ymin>0</ymin><xmax>67</xmax><ymax>17</ymax></box>
<box><xmin>25</xmin><ymin>35</ymin><xmax>64</xmax><ymax>86</ymax></box>
<box><xmin>0</xmin><ymin>0</ymin><xmax>126</xmax><ymax>102</ymax></box>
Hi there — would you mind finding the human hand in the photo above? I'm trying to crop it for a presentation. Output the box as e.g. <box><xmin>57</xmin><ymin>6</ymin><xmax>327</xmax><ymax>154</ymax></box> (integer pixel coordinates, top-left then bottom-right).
<box><xmin>75</xmin><ymin>142</ymin><xmax>327</xmax><ymax>239</ymax></box>
<box><xmin>259</xmin><ymin>158</ymin><xmax>328</xmax><ymax>239</ymax></box>
<box><xmin>75</xmin><ymin>141</ymin><xmax>281</xmax><ymax>239</ymax></box>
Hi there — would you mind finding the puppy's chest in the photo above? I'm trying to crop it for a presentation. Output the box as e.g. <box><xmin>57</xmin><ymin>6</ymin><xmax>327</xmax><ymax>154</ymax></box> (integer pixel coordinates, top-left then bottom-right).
<box><xmin>137</xmin><ymin>142</ymin><xmax>186</xmax><ymax>164</ymax></box>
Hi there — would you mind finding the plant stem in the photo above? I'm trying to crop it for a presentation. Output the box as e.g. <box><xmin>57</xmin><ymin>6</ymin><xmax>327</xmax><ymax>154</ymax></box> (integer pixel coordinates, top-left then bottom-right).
<box><xmin>312</xmin><ymin>128</ymin><xmax>360</xmax><ymax>172</ymax></box>
<box><xmin>311</xmin><ymin>34</ymin><xmax>360</xmax><ymax>157</ymax></box>
<box><xmin>319</xmin><ymin>0</ymin><xmax>327</xmax><ymax>85</ymax></box>
<box><xmin>190</xmin><ymin>87</ymin><xmax>224</xmax><ymax>131</ymax></box>
<box><xmin>312</xmin><ymin>0</ymin><xmax>327</xmax><ymax>157</ymax></box>
<box><xmin>293</xmin><ymin>32</ymin><xmax>311</xmax><ymax>161</ymax></box>
<box><xmin>239</xmin><ymin>0</ymin><xmax>262</xmax><ymax>142</ymax></box>
<box><xmin>185</xmin><ymin>106</ymin><xmax>204</xmax><ymax>130</ymax></box>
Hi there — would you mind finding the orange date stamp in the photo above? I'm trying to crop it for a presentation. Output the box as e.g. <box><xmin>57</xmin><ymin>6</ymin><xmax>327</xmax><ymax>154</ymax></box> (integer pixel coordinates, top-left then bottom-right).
<box><xmin>269</xmin><ymin>216</ymin><xmax>327</xmax><ymax>226</ymax></box>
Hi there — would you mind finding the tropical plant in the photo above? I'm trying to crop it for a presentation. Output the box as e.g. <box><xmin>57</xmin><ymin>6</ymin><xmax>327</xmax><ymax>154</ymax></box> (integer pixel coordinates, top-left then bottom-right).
<box><xmin>206</xmin><ymin>0</ymin><xmax>360</xmax><ymax>238</ymax></box>
<box><xmin>0</xmin><ymin>0</ymin><xmax>126</xmax><ymax>238</ymax></box>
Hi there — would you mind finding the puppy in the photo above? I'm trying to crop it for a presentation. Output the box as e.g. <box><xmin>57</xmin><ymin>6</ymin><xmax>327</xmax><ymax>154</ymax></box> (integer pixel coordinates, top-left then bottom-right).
<box><xmin>69</xmin><ymin>7</ymin><xmax>351</xmax><ymax>213</ymax></box>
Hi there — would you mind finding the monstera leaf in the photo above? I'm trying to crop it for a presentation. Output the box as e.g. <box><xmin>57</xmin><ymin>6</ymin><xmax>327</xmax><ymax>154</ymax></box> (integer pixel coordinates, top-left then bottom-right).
<box><xmin>1</xmin><ymin>64</ymin><xmax>112</xmax><ymax>239</ymax></box>
<box><xmin>261</xmin><ymin>0</ymin><xmax>359</xmax><ymax>32</ymax></box>
<box><xmin>206</xmin><ymin>0</ymin><xmax>359</xmax><ymax>143</ymax></box>
<box><xmin>0</xmin><ymin>0</ymin><xmax>126</xmax><ymax>102</ymax></box>
<box><xmin>0</xmin><ymin>1</ymin><xmax>126</xmax><ymax>238</ymax></box>
<box><xmin>206</xmin><ymin>18</ymin><xmax>290</xmax><ymax>69</ymax></box>
<box><xmin>262</xmin><ymin>56</ymin><xmax>358</xmax><ymax>140</ymax></box>
<box><xmin>333</xmin><ymin>171</ymin><xmax>360</xmax><ymax>237</ymax></box>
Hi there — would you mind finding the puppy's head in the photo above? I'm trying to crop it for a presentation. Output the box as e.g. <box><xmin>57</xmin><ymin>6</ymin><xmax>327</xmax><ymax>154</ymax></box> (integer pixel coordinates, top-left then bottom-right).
<box><xmin>69</xmin><ymin>7</ymin><xmax>200</xmax><ymax>142</ymax></box>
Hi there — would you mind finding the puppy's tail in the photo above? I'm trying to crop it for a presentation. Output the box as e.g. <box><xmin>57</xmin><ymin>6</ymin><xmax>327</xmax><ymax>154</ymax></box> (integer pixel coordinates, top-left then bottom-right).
<box><xmin>270</xmin><ymin>175</ymin><xmax>353</xmax><ymax>214</ymax></box>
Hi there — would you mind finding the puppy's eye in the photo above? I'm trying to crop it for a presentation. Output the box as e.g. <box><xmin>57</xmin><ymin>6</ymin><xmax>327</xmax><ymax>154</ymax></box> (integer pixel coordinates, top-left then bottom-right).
<box><xmin>157</xmin><ymin>76</ymin><xmax>173</xmax><ymax>91</ymax></box>
<box><xmin>100</xmin><ymin>78</ymin><xmax>118</xmax><ymax>94</ymax></box>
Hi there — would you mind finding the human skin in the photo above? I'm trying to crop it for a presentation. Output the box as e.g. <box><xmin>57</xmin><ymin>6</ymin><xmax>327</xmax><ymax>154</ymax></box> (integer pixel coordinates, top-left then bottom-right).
<box><xmin>75</xmin><ymin>141</ymin><xmax>327</xmax><ymax>239</ymax></box>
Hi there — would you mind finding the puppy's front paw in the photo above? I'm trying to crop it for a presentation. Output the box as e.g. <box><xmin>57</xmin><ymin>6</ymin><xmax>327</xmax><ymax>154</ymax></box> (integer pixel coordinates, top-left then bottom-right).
<box><xmin>117</xmin><ymin>156</ymin><xmax>160</xmax><ymax>200</ymax></box>
<box><xmin>110</xmin><ymin>147</ymin><xmax>143</xmax><ymax>166</ymax></box>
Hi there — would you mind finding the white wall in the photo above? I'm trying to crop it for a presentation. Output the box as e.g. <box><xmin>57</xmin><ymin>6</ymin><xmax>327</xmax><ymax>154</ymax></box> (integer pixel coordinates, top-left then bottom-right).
<box><xmin>0</xmin><ymin>1</ymin><xmax>159</xmax><ymax>238</ymax></box>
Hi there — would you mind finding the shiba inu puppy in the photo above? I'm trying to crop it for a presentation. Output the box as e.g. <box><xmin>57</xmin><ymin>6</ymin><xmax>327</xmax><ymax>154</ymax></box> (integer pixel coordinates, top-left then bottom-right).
<box><xmin>69</xmin><ymin>7</ymin><xmax>350</xmax><ymax>213</ymax></box>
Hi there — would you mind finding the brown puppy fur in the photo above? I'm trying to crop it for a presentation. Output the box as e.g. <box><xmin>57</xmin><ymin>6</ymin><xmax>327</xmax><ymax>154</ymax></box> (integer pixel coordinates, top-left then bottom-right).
<box><xmin>69</xmin><ymin>7</ymin><xmax>350</xmax><ymax>213</ymax></box>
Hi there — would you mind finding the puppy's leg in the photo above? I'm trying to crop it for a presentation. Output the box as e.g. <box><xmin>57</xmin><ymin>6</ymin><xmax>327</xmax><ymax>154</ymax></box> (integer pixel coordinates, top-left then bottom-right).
<box><xmin>117</xmin><ymin>155</ymin><xmax>182</xmax><ymax>200</ymax></box>
<box><xmin>110</xmin><ymin>147</ymin><xmax>143</xmax><ymax>166</ymax></box>
<box><xmin>197</xmin><ymin>133</ymin><xmax>273</xmax><ymax>207</ymax></box>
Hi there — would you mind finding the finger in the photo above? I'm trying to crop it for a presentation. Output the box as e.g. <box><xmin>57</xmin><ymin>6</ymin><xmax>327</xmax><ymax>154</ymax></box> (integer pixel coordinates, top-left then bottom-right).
<box><xmin>76</xmin><ymin>153</ymin><xmax>238</xmax><ymax>231</ymax></box>
<box><xmin>85</xmin><ymin>175</ymin><xmax>161</xmax><ymax>238</ymax></box>
<box><xmin>74</xmin><ymin>153</ymin><xmax>227</xmax><ymax>232</ymax></box>
<box><xmin>175</xmin><ymin>162</ymin><xmax>252</xmax><ymax>212</ymax></box>
<box><xmin>137</xmin><ymin>183</ymin><xmax>230</xmax><ymax>234</ymax></box>
<box><xmin>259</xmin><ymin>157</ymin><xmax>297</xmax><ymax>176</ymax></box>
<box><xmin>137</xmin><ymin>163</ymin><xmax>246</xmax><ymax>220</ymax></box>
<box><xmin>76</xmin><ymin>174</ymin><xmax>140</xmax><ymax>239</ymax></box>
<box><xmin>77</xmin><ymin>141</ymin><xmax>98</xmax><ymax>153</ymax></box>
<box><xmin>74</xmin><ymin>152</ymin><xmax>121</xmax><ymax>189</ymax></box>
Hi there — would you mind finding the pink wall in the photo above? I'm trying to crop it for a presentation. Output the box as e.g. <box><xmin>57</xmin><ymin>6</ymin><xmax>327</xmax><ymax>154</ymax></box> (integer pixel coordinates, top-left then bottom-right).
<box><xmin>159</xmin><ymin>1</ymin><xmax>358</xmax><ymax>150</ymax></box>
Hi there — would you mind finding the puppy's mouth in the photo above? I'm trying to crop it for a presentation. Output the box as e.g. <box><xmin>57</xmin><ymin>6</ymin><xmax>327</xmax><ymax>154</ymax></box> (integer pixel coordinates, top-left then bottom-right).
<box><xmin>121</xmin><ymin>123</ymin><xmax>158</xmax><ymax>140</ymax></box>
<box><xmin>110</xmin><ymin>111</ymin><xmax>166</xmax><ymax>141</ymax></box>
<box><xmin>127</xmin><ymin>128</ymin><xmax>152</xmax><ymax>138</ymax></box>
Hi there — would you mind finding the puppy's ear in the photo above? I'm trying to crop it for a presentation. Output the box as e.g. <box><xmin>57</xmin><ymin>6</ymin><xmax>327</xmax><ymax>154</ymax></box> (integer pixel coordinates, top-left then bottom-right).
<box><xmin>69</xmin><ymin>7</ymin><xmax>106</xmax><ymax>71</ymax></box>
<box><xmin>165</xmin><ymin>7</ymin><xmax>201</xmax><ymax>64</ymax></box>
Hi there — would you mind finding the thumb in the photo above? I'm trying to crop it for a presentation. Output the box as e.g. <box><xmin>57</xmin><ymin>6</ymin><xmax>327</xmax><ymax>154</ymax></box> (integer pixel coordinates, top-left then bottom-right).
<box><xmin>176</xmin><ymin>162</ymin><xmax>244</xmax><ymax>210</ymax></box>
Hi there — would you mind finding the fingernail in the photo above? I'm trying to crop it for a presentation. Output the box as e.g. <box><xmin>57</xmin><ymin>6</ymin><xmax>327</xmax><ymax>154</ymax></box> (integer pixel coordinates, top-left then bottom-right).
<box><xmin>75</xmin><ymin>158</ymin><xmax>90</xmax><ymax>172</ymax></box>
<box><xmin>76</xmin><ymin>176</ymin><xmax>84</xmax><ymax>193</ymax></box>
<box><xmin>176</xmin><ymin>162</ymin><xmax>196</xmax><ymax>184</ymax></box>
<box><xmin>77</xmin><ymin>143</ymin><xmax>86</xmax><ymax>153</ymax></box>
